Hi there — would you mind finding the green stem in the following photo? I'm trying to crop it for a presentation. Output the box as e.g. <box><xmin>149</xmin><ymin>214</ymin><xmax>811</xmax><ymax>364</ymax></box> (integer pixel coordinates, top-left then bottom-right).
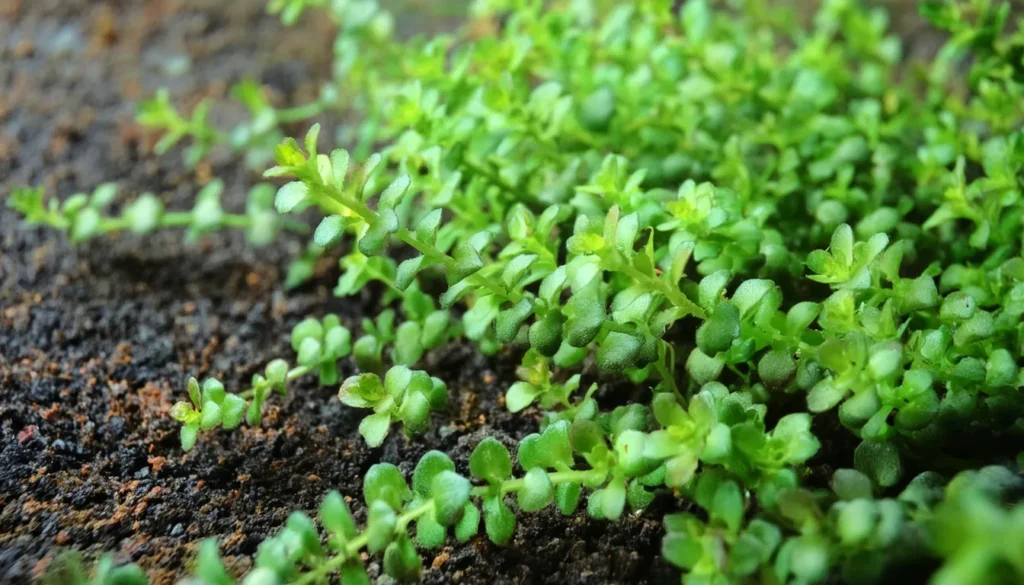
<box><xmin>600</xmin><ymin>320</ymin><xmax>635</xmax><ymax>336</ymax></box>
<box><xmin>615</xmin><ymin>259</ymin><xmax>706</xmax><ymax>320</ymax></box>
<box><xmin>277</xmin><ymin>100</ymin><xmax>328</xmax><ymax>124</ymax></box>
<box><xmin>96</xmin><ymin>211</ymin><xmax>308</xmax><ymax>236</ymax></box>
<box><xmin>482</xmin><ymin>468</ymin><xmax>607</xmax><ymax>497</ymax></box>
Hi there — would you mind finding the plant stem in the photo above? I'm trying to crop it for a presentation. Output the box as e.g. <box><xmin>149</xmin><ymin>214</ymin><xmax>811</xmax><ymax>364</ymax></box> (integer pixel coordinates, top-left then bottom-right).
<box><xmin>96</xmin><ymin>211</ymin><xmax>308</xmax><ymax>236</ymax></box>
<box><xmin>277</xmin><ymin>100</ymin><xmax>328</xmax><ymax>124</ymax></box>
<box><xmin>615</xmin><ymin>259</ymin><xmax>706</xmax><ymax>320</ymax></box>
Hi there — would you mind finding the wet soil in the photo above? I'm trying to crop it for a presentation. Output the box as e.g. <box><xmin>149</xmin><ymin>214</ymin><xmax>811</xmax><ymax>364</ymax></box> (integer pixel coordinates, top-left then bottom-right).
<box><xmin>0</xmin><ymin>1</ymin><xmax>673</xmax><ymax>584</ymax></box>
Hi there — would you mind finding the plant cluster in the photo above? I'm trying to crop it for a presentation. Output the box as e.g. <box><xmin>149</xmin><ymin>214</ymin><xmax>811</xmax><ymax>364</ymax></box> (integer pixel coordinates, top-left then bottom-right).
<box><xmin>16</xmin><ymin>0</ymin><xmax>1024</xmax><ymax>584</ymax></box>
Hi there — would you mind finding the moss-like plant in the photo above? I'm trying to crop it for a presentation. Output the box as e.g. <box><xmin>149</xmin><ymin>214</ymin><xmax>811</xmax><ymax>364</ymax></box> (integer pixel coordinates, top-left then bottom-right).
<box><xmin>16</xmin><ymin>0</ymin><xmax>1024</xmax><ymax>584</ymax></box>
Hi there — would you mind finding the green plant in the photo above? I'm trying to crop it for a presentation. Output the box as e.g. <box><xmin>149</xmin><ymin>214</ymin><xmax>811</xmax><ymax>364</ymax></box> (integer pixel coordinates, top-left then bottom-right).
<box><xmin>23</xmin><ymin>0</ymin><xmax>1024</xmax><ymax>583</ymax></box>
<box><xmin>42</xmin><ymin>554</ymin><xmax>147</xmax><ymax>585</ymax></box>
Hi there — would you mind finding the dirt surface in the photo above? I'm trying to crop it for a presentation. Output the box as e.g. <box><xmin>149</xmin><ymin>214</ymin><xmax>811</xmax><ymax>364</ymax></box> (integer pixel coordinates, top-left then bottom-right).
<box><xmin>0</xmin><ymin>1</ymin><xmax>673</xmax><ymax>584</ymax></box>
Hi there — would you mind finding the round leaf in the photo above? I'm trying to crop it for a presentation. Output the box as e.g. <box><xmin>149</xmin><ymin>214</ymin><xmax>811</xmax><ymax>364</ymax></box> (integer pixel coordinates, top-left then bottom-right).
<box><xmin>432</xmin><ymin>471</ymin><xmax>471</xmax><ymax>526</ymax></box>
<box><xmin>470</xmin><ymin>438</ymin><xmax>513</xmax><ymax>484</ymax></box>
<box><xmin>517</xmin><ymin>468</ymin><xmax>554</xmax><ymax>512</ymax></box>
<box><xmin>364</xmin><ymin>463</ymin><xmax>410</xmax><ymax>510</ymax></box>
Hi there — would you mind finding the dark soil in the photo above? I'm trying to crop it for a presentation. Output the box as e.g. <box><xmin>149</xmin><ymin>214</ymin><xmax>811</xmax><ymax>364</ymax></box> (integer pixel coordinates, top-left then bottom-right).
<box><xmin>0</xmin><ymin>1</ymin><xmax>673</xmax><ymax>584</ymax></box>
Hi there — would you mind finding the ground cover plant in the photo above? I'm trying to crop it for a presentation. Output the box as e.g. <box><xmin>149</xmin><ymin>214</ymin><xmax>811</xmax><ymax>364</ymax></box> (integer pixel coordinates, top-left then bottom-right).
<box><xmin>8</xmin><ymin>0</ymin><xmax>1024</xmax><ymax>584</ymax></box>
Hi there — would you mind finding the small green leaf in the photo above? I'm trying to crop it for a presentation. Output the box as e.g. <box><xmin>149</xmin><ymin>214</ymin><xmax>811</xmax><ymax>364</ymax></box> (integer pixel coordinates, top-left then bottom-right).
<box><xmin>126</xmin><ymin>194</ymin><xmax>163</xmax><ymax>234</ymax></box>
<box><xmin>696</xmin><ymin>301</ymin><xmax>740</xmax><ymax>355</ymax></box>
<box><xmin>379</xmin><ymin>174</ymin><xmax>412</xmax><ymax>210</ymax></box>
<box><xmin>529</xmin><ymin>311</ymin><xmax>565</xmax><ymax>357</ymax></box>
<box><xmin>470</xmin><ymin>438</ymin><xmax>513</xmax><ymax>484</ymax></box>
<box><xmin>340</xmin><ymin>561</ymin><xmax>371</xmax><ymax>585</ymax></box>
<box><xmin>455</xmin><ymin>503</ymin><xmax>480</xmax><ymax>542</ymax></box>
<box><xmin>415</xmin><ymin>512</ymin><xmax>445</xmax><ymax>549</ymax></box>
<box><xmin>304</xmin><ymin>123</ymin><xmax>321</xmax><ymax>157</ymax></box>
<box><xmin>365</xmin><ymin>463</ymin><xmax>410</xmax><ymax>511</ymax></box>
<box><xmin>169</xmin><ymin>401</ymin><xmax>193</xmax><ymax>422</ymax></box>
<box><xmin>597</xmin><ymin>331</ymin><xmax>644</xmax><ymax>374</ymax></box>
<box><xmin>627</xmin><ymin>479</ymin><xmax>655</xmax><ymax>510</ymax></box>
<box><xmin>711</xmin><ymin>480</ymin><xmax>744</xmax><ymax>533</ymax></box>
<box><xmin>275</xmin><ymin>181</ymin><xmax>308</xmax><ymax>213</ymax></box>
<box><xmin>383</xmin><ymin>535</ymin><xmax>422</xmax><ymax>583</ymax></box>
<box><xmin>395</xmin><ymin>257</ymin><xmax>424</xmax><ymax>291</ymax></box>
<box><xmin>565</xmin><ymin>280</ymin><xmax>605</xmax><ymax>347</ymax></box>
<box><xmin>359</xmin><ymin>411</ymin><xmax>393</xmax><ymax>447</ymax></box>
<box><xmin>831</xmin><ymin>469</ymin><xmax>873</xmax><ymax>501</ymax></box>
<box><xmin>731</xmin><ymin>279</ymin><xmax>774</xmax><ymax>316</ymax></box>
<box><xmin>614</xmin><ymin>430</ymin><xmax>648</xmax><ymax>476</ymax></box>
<box><xmin>432</xmin><ymin>471</ymin><xmax>471</xmax><ymax>526</ymax></box>
<box><xmin>787</xmin><ymin>535</ymin><xmax>831</xmax><ymax>581</ymax></box>
<box><xmin>220</xmin><ymin>394</ymin><xmax>246</xmax><ymax>429</ymax></box>
<box><xmin>339</xmin><ymin>373</ymin><xmax>385</xmax><ymax>408</ymax></box>
<box><xmin>758</xmin><ymin>350</ymin><xmax>796</xmax><ymax>388</ymax></box>
<box><xmin>393</xmin><ymin>322</ymin><xmax>425</xmax><ymax>366</ymax></box>
<box><xmin>201</xmin><ymin>379</ymin><xmax>226</xmax><ymax>404</ymax></box>
<box><xmin>286</xmin><ymin>511</ymin><xmax>322</xmax><ymax>557</ymax></box>
<box><xmin>70</xmin><ymin>208</ymin><xmax>101</xmax><ymax>242</ymax></box>
<box><xmin>399</xmin><ymin>390</ymin><xmax>431</xmax><ymax>434</ymax></box>
<box><xmin>195</xmin><ymin>539</ymin><xmax>233</xmax><ymax>585</ymax></box>
<box><xmin>836</xmin><ymin>499</ymin><xmax>877</xmax><ymax>546</ymax></box>
<box><xmin>413</xmin><ymin>451</ymin><xmax>455</xmax><ymax>497</ymax></box>
<box><xmin>807</xmin><ymin>379</ymin><xmax>846</xmax><ymax>412</ymax></box>
<box><xmin>320</xmin><ymin>490</ymin><xmax>358</xmax><ymax>540</ymax></box>
<box><xmin>600</xmin><ymin>476</ymin><xmax>626</xmax><ymax>520</ymax></box>
<box><xmin>517</xmin><ymin>468</ymin><xmax>554</xmax><ymax>512</ymax></box>
<box><xmin>331</xmin><ymin>149</ymin><xmax>350</xmax><ymax>187</ymax></box>
<box><xmin>366</xmin><ymin>500</ymin><xmax>397</xmax><ymax>553</ymax></box>
<box><xmin>297</xmin><ymin>337</ymin><xmax>323</xmax><ymax>367</ymax></box>
<box><xmin>854</xmin><ymin>441</ymin><xmax>902</xmax><ymax>488</ymax></box>
<box><xmin>555</xmin><ymin>482</ymin><xmax>582</xmax><ymax>515</ymax></box>
<box><xmin>181</xmin><ymin>423</ymin><xmax>199</xmax><ymax>451</ymax></box>
<box><xmin>314</xmin><ymin>215</ymin><xmax>346</xmax><ymax>248</ymax></box>
<box><xmin>579</xmin><ymin>86</ymin><xmax>616</xmax><ymax>132</ymax></box>
<box><xmin>505</xmin><ymin>382</ymin><xmax>541</xmax><ymax>413</ymax></box>
<box><xmin>265</xmin><ymin>359</ymin><xmax>289</xmax><ymax>390</ymax></box>
<box><xmin>496</xmin><ymin>298</ymin><xmax>534</xmax><ymax>343</ymax></box>
<box><xmin>685</xmin><ymin>348</ymin><xmax>723</xmax><ymax>384</ymax></box>
<box><xmin>183</xmin><ymin>378</ymin><xmax>203</xmax><ymax>410</ymax></box>
<box><xmin>662</xmin><ymin>531</ymin><xmax>702</xmax><ymax>570</ymax></box>
<box><xmin>482</xmin><ymin>495</ymin><xmax>516</xmax><ymax>545</ymax></box>
<box><xmin>199</xmin><ymin>401</ymin><xmax>222</xmax><ymax>430</ymax></box>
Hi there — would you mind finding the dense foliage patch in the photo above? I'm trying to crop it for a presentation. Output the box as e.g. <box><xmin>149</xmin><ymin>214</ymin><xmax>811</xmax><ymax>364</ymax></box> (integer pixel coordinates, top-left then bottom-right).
<box><xmin>16</xmin><ymin>0</ymin><xmax>1024</xmax><ymax>584</ymax></box>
